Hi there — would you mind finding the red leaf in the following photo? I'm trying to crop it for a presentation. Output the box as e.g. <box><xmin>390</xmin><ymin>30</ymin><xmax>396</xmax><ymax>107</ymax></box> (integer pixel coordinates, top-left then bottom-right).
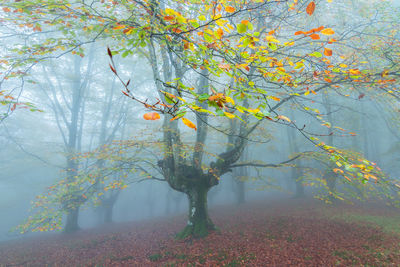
<box><xmin>109</xmin><ymin>64</ymin><xmax>117</xmax><ymax>74</ymax></box>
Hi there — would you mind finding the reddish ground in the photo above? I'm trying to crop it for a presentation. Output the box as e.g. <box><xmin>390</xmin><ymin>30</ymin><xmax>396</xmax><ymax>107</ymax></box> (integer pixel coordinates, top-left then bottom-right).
<box><xmin>1</xmin><ymin>198</ymin><xmax>400</xmax><ymax>266</ymax></box>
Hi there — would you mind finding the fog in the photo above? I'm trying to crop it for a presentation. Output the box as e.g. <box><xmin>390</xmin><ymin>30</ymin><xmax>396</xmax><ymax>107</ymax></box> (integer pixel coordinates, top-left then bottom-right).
<box><xmin>1</xmin><ymin>0</ymin><xmax>400</xmax><ymax>265</ymax></box>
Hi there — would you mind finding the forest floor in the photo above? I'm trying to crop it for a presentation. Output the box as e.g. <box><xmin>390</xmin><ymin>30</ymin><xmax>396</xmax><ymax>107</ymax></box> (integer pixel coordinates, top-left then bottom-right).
<box><xmin>1</xmin><ymin>198</ymin><xmax>400</xmax><ymax>266</ymax></box>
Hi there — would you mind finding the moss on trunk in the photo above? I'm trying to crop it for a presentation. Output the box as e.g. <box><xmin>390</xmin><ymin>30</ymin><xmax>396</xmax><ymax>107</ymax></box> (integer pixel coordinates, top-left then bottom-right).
<box><xmin>176</xmin><ymin>184</ymin><xmax>216</xmax><ymax>239</ymax></box>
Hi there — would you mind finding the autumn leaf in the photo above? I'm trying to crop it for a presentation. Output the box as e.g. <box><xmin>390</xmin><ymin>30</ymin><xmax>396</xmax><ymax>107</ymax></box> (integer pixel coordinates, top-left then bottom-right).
<box><xmin>218</xmin><ymin>63</ymin><xmax>230</xmax><ymax>70</ymax></box>
<box><xmin>306</xmin><ymin>1</ymin><xmax>316</xmax><ymax>16</ymax></box>
<box><xmin>143</xmin><ymin>112</ymin><xmax>161</xmax><ymax>120</ymax></box>
<box><xmin>333</xmin><ymin>168</ymin><xmax>344</xmax><ymax>174</ymax></box>
<box><xmin>182</xmin><ymin>118</ymin><xmax>197</xmax><ymax>130</ymax></box>
<box><xmin>164</xmin><ymin>15</ymin><xmax>175</xmax><ymax>21</ymax></box>
<box><xmin>208</xmin><ymin>93</ymin><xmax>225</xmax><ymax>102</ymax></box>
<box><xmin>294</xmin><ymin>31</ymin><xmax>306</xmax><ymax>35</ymax></box>
<box><xmin>3</xmin><ymin>7</ymin><xmax>11</xmax><ymax>12</ymax></box>
<box><xmin>225</xmin><ymin>6</ymin><xmax>235</xmax><ymax>13</ymax></box>
<box><xmin>113</xmin><ymin>25</ymin><xmax>126</xmax><ymax>30</ymax></box>
<box><xmin>321</xmin><ymin>28</ymin><xmax>335</xmax><ymax>35</ymax></box>
<box><xmin>324</xmin><ymin>48</ymin><xmax>332</xmax><ymax>56</ymax></box>
<box><xmin>309</xmin><ymin>33</ymin><xmax>320</xmax><ymax>40</ymax></box>
<box><xmin>277</xmin><ymin>115</ymin><xmax>291</xmax><ymax>122</ymax></box>
<box><xmin>224</xmin><ymin>112</ymin><xmax>235</xmax><ymax>119</ymax></box>
<box><xmin>269</xmin><ymin>96</ymin><xmax>281</xmax><ymax>101</ymax></box>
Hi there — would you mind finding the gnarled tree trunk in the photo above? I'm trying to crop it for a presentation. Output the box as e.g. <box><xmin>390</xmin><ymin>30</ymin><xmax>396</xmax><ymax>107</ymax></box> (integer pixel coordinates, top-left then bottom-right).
<box><xmin>177</xmin><ymin>182</ymin><xmax>216</xmax><ymax>238</ymax></box>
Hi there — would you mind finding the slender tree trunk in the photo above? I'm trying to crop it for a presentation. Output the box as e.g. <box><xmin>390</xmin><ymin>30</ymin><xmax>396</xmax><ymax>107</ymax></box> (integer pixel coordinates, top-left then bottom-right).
<box><xmin>232</xmin><ymin>166</ymin><xmax>246</xmax><ymax>204</ymax></box>
<box><xmin>323</xmin><ymin>92</ymin><xmax>337</xmax><ymax>201</ymax></box>
<box><xmin>286</xmin><ymin>110</ymin><xmax>305</xmax><ymax>198</ymax></box>
<box><xmin>104</xmin><ymin>204</ymin><xmax>114</xmax><ymax>223</ymax></box>
<box><xmin>64</xmin><ymin>158</ymin><xmax>80</xmax><ymax>233</ymax></box>
<box><xmin>177</xmin><ymin>183</ymin><xmax>215</xmax><ymax>238</ymax></box>
<box><xmin>64</xmin><ymin>207</ymin><xmax>80</xmax><ymax>233</ymax></box>
<box><xmin>236</xmin><ymin>179</ymin><xmax>245</xmax><ymax>204</ymax></box>
<box><xmin>291</xmin><ymin>164</ymin><xmax>305</xmax><ymax>198</ymax></box>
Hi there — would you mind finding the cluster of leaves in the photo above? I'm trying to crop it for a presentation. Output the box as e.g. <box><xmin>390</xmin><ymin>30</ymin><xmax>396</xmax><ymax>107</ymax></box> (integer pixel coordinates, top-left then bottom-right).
<box><xmin>0</xmin><ymin>90</ymin><xmax>42</xmax><ymax>121</ymax></box>
<box><xmin>301</xmin><ymin>141</ymin><xmax>400</xmax><ymax>205</ymax></box>
<box><xmin>15</xmin><ymin>139</ymin><xmax>158</xmax><ymax>233</ymax></box>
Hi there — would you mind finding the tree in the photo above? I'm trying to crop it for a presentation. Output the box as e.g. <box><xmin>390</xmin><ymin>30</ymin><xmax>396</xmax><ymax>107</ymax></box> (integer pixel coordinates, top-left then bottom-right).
<box><xmin>4</xmin><ymin>0</ymin><xmax>400</xmax><ymax>238</ymax></box>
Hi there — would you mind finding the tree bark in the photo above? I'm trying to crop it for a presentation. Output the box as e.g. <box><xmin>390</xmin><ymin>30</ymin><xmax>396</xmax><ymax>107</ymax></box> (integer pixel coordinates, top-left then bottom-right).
<box><xmin>64</xmin><ymin>207</ymin><xmax>80</xmax><ymax>233</ymax></box>
<box><xmin>177</xmin><ymin>183</ymin><xmax>215</xmax><ymax>238</ymax></box>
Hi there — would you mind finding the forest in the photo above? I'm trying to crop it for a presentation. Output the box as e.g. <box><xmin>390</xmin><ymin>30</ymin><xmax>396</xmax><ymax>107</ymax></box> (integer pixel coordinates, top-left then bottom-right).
<box><xmin>1</xmin><ymin>0</ymin><xmax>400</xmax><ymax>266</ymax></box>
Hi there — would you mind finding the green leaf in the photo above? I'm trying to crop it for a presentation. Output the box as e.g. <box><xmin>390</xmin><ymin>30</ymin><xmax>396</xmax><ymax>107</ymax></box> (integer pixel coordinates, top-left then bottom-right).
<box><xmin>198</xmin><ymin>93</ymin><xmax>209</xmax><ymax>102</ymax></box>
<box><xmin>237</xmin><ymin>23</ymin><xmax>247</xmax><ymax>34</ymax></box>
<box><xmin>309</xmin><ymin>51</ymin><xmax>322</xmax><ymax>58</ymax></box>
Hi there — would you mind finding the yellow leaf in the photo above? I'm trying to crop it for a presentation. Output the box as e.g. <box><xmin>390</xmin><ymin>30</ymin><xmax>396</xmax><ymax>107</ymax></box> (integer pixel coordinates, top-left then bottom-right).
<box><xmin>277</xmin><ymin>115</ymin><xmax>291</xmax><ymax>122</ymax></box>
<box><xmin>248</xmin><ymin>108</ymin><xmax>260</xmax><ymax>114</ymax></box>
<box><xmin>224</xmin><ymin>112</ymin><xmax>235</xmax><ymax>119</ymax></box>
<box><xmin>321</xmin><ymin>28</ymin><xmax>335</xmax><ymax>35</ymax></box>
<box><xmin>182</xmin><ymin>118</ymin><xmax>197</xmax><ymax>130</ymax></box>
<box><xmin>266</xmin><ymin>35</ymin><xmax>280</xmax><ymax>43</ymax></box>
<box><xmin>225</xmin><ymin>96</ymin><xmax>235</xmax><ymax>105</ymax></box>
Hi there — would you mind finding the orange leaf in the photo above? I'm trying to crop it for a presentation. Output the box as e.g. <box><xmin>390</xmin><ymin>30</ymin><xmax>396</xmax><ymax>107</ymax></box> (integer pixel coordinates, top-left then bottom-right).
<box><xmin>170</xmin><ymin>116</ymin><xmax>180</xmax><ymax>122</ymax></box>
<box><xmin>270</xmin><ymin>96</ymin><xmax>281</xmax><ymax>101</ymax></box>
<box><xmin>113</xmin><ymin>24</ymin><xmax>126</xmax><ymax>30</ymax></box>
<box><xmin>321</xmin><ymin>28</ymin><xmax>335</xmax><ymax>35</ymax></box>
<box><xmin>324</xmin><ymin>48</ymin><xmax>332</xmax><ymax>56</ymax></box>
<box><xmin>182</xmin><ymin>118</ymin><xmax>197</xmax><ymax>130</ymax></box>
<box><xmin>208</xmin><ymin>93</ymin><xmax>225</xmax><ymax>102</ymax></box>
<box><xmin>294</xmin><ymin>31</ymin><xmax>305</xmax><ymax>35</ymax></box>
<box><xmin>143</xmin><ymin>112</ymin><xmax>161</xmax><ymax>120</ymax></box>
<box><xmin>3</xmin><ymin>7</ymin><xmax>11</xmax><ymax>12</ymax></box>
<box><xmin>309</xmin><ymin>33</ymin><xmax>320</xmax><ymax>40</ymax></box>
<box><xmin>218</xmin><ymin>63</ymin><xmax>230</xmax><ymax>70</ymax></box>
<box><xmin>225</xmin><ymin>6</ymin><xmax>235</xmax><ymax>13</ymax></box>
<box><xmin>344</xmin><ymin>176</ymin><xmax>352</xmax><ymax>182</ymax></box>
<box><xmin>333</xmin><ymin>168</ymin><xmax>344</xmax><ymax>174</ymax></box>
<box><xmin>216</xmin><ymin>28</ymin><xmax>224</xmax><ymax>38</ymax></box>
<box><xmin>306</xmin><ymin>1</ymin><xmax>315</xmax><ymax>16</ymax></box>
<box><xmin>164</xmin><ymin>15</ymin><xmax>175</xmax><ymax>21</ymax></box>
